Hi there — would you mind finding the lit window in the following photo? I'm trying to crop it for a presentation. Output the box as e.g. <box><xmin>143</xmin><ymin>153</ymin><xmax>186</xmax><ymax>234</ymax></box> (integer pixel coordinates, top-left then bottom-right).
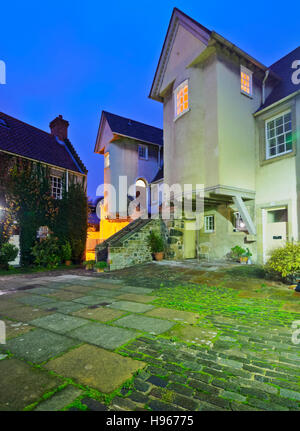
<box><xmin>104</xmin><ymin>152</ymin><xmax>110</xmax><ymax>168</ymax></box>
<box><xmin>50</xmin><ymin>176</ymin><xmax>62</xmax><ymax>199</ymax></box>
<box><xmin>233</xmin><ymin>212</ymin><xmax>247</xmax><ymax>231</ymax></box>
<box><xmin>265</xmin><ymin>111</ymin><xmax>292</xmax><ymax>159</ymax></box>
<box><xmin>240</xmin><ymin>66</ymin><xmax>253</xmax><ymax>97</ymax></box>
<box><xmin>138</xmin><ymin>144</ymin><xmax>148</xmax><ymax>160</ymax></box>
<box><xmin>174</xmin><ymin>80</ymin><xmax>189</xmax><ymax>119</ymax></box>
<box><xmin>204</xmin><ymin>215</ymin><xmax>215</xmax><ymax>233</ymax></box>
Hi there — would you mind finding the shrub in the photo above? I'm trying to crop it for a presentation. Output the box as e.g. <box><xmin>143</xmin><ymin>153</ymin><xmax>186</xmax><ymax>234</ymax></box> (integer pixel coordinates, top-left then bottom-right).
<box><xmin>266</xmin><ymin>242</ymin><xmax>300</xmax><ymax>281</ymax></box>
<box><xmin>230</xmin><ymin>245</ymin><xmax>246</xmax><ymax>260</ymax></box>
<box><xmin>61</xmin><ymin>241</ymin><xmax>72</xmax><ymax>261</ymax></box>
<box><xmin>0</xmin><ymin>243</ymin><xmax>19</xmax><ymax>270</ymax></box>
<box><xmin>95</xmin><ymin>261</ymin><xmax>107</xmax><ymax>269</ymax></box>
<box><xmin>31</xmin><ymin>237</ymin><xmax>61</xmax><ymax>269</ymax></box>
<box><xmin>83</xmin><ymin>260</ymin><xmax>96</xmax><ymax>269</ymax></box>
<box><xmin>148</xmin><ymin>231</ymin><xmax>164</xmax><ymax>253</ymax></box>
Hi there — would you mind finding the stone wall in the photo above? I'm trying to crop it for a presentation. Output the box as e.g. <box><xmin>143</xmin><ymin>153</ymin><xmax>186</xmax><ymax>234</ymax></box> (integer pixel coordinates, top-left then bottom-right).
<box><xmin>108</xmin><ymin>219</ymin><xmax>164</xmax><ymax>271</ymax></box>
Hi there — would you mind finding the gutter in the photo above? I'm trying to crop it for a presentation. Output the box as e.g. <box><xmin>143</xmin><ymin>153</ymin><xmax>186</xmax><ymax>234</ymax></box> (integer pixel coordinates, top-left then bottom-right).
<box><xmin>254</xmin><ymin>89</ymin><xmax>300</xmax><ymax>116</ymax></box>
<box><xmin>262</xmin><ymin>69</ymin><xmax>270</xmax><ymax>105</ymax></box>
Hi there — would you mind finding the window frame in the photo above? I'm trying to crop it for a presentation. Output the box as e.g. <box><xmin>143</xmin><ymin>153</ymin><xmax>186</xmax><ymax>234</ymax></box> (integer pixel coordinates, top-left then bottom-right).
<box><xmin>138</xmin><ymin>144</ymin><xmax>148</xmax><ymax>160</ymax></box>
<box><xmin>265</xmin><ymin>110</ymin><xmax>292</xmax><ymax>160</ymax></box>
<box><xmin>174</xmin><ymin>79</ymin><xmax>189</xmax><ymax>120</ymax></box>
<box><xmin>50</xmin><ymin>175</ymin><xmax>63</xmax><ymax>200</ymax></box>
<box><xmin>104</xmin><ymin>152</ymin><xmax>110</xmax><ymax>168</ymax></box>
<box><xmin>240</xmin><ymin>65</ymin><xmax>253</xmax><ymax>97</ymax></box>
<box><xmin>204</xmin><ymin>215</ymin><xmax>215</xmax><ymax>233</ymax></box>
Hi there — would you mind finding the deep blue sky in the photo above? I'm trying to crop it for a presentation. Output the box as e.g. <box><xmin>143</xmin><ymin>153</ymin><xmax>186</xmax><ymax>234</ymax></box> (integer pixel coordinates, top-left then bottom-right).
<box><xmin>1</xmin><ymin>0</ymin><xmax>300</xmax><ymax>198</ymax></box>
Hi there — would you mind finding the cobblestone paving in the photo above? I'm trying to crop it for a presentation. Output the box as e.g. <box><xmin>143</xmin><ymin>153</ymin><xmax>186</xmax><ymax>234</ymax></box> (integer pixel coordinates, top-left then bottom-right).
<box><xmin>0</xmin><ymin>262</ymin><xmax>299</xmax><ymax>411</ymax></box>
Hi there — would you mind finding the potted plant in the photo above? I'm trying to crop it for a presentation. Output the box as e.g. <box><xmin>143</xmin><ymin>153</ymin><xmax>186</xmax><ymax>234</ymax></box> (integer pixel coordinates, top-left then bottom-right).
<box><xmin>230</xmin><ymin>245</ymin><xmax>246</xmax><ymax>263</ymax></box>
<box><xmin>82</xmin><ymin>260</ymin><xmax>96</xmax><ymax>270</ymax></box>
<box><xmin>61</xmin><ymin>241</ymin><xmax>72</xmax><ymax>266</ymax></box>
<box><xmin>148</xmin><ymin>231</ymin><xmax>165</xmax><ymax>261</ymax></box>
<box><xmin>94</xmin><ymin>261</ymin><xmax>107</xmax><ymax>273</ymax></box>
<box><xmin>244</xmin><ymin>248</ymin><xmax>252</xmax><ymax>265</ymax></box>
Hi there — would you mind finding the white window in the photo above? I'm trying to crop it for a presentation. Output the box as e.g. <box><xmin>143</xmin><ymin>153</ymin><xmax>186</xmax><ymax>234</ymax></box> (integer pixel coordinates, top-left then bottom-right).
<box><xmin>204</xmin><ymin>215</ymin><xmax>215</xmax><ymax>233</ymax></box>
<box><xmin>104</xmin><ymin>152</ymin><xmax>110</xmax><ymax>168</ymax></box>
<box><xmin>240</xmin><ymin>65</ymin><xmax>253</xmax><ymax>97</ymax></box>
<box><xmin>265</xmin><ymin>111</ymin><xmax>292</xmax><ymax>159</ymax></box>
<box><xmin>138</xmin><ymin>144</ymin><xmax>148</xmax><ymax>160</ymax></box>
<box><xmin>233</xmin><ymin>212</ymin><xmax>247</xmax><ymax>231</ymax></box>
<box><xmin>174</xmin><ymin>80</ymin><xmax>189</xmax><ymax>119</ymax></box>
<box><xmin>50</xmin><ymin>176</ymin><xmax>62</xmax><ymax>199</ymax></box>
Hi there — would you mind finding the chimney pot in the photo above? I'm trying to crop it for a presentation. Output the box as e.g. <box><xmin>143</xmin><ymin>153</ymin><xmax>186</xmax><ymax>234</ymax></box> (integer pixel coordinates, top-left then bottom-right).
<box><xmin>49</xmin><ymin>115</ymin><xmax>69</xmax><ymax>141</ymax></box>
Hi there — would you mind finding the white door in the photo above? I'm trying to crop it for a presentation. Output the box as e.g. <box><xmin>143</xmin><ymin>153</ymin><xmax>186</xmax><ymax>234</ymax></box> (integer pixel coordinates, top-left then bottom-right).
<box><xmin>264</xmin><ymin>208</ymin><xmax>288</xmax><ymax>261</ymax></box>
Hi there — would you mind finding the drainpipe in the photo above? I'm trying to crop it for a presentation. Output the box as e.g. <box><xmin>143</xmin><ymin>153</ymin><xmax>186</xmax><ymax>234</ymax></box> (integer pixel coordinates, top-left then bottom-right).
<box><xmin>262</xmin><ymin>69</ymin><xmax>270</xmax><ymax>105</ymax></box>
<box><xmin>66</xmin><ymin>170</ymin><xmax>69</xmax><ymax>193</ymax></box>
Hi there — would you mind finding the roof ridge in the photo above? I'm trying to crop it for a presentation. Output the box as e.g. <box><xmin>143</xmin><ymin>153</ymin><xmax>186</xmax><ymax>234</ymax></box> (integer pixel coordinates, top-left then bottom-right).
<box><xmin>103</xmin><ymin>111</ymin><xmax>163</xmax><ymax>132</ymax></box>
<box><xmin>0</xmin><ymin>111</ymin><xmax>56</xmax><ymax>139</ymax></box>
<box><xmin>269</xmin><ymin>46</ymin><xmax>300</xmax><ymax>69</ymax></box>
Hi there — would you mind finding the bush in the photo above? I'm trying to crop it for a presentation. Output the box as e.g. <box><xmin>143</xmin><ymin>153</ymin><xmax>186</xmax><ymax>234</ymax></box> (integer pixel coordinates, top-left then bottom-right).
<box><xmin>0</xmin><ymin>243</ymin><xmax>19</xmax><ymax>270</ymax></box>
<box><xmin>61</xmin><ymin>241</ymin><xmax>72</xmax><ymax>261</ymax></box>
<box><xmin>148</xmin><ymin>231</ymin><xmax>164</xmax><ymax>253</ymax></box>
<box><xmin>266</xmin><ymin>242</ymin><xmax>300</xmax><ymax>281</ymax></box>
<box><xmin>95</xmin><ymin>261</ymin><xmax>107</xmax><ymax>269</ymax></box>
<box><xmin>83</xmin><ymin>260</ymin><xmax>96</xmax><ymax>269</ymax></box>
<box><xmin>31</xmin><ymin>238</ymin><xmax>61</xmax><ymax>269</ymax></box>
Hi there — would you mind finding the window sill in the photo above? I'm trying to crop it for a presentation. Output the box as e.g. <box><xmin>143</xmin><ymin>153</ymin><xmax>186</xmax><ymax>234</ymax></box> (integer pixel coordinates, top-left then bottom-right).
<box><xmin>174</xmin><ymin>108</ymin><xmax>190</xmax><ymax>122</ymax></box>
<box><xmin>260</xmin><ymin>148</ymin><xmax>295</xmax><ymax>166</ymax></box>
<box><xmin>241</xmin><ymin>91</ymin><xmax>253</xmax><ymax>99</ymax></box>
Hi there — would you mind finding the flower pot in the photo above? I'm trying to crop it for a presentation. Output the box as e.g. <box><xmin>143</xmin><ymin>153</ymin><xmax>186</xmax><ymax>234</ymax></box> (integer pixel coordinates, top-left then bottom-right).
<box><xmin>240</xmin><ymin>256</ymin><xmax>248</xmax><ymax>264</ymax></box>
<box><xmin>154</xmin><ymin>252</ymin><xmax>164</xmax><ymax>261</ymax></box>
<box><xmin>85</xmin><ymin>265</ymin><xmax>92</xmax><ymax>270</ymax></box>
<box><xmin>96</xmin><ymin>268</ymin><xmax>104</xmax><ymax>273</ymax></box>
<box><xmin>65</xmin><ymin>260</ymin><xmax>72</xmax><ymax>266</ymax></box>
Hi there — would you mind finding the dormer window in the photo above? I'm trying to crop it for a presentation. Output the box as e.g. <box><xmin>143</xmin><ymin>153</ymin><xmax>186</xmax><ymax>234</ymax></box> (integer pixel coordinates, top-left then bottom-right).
<box><xmin>174</xmin><ymin>80</ymin><xmax>189</xmax><ymax>119</ymax></box>
<box><xmin>138</xmin><ymin>144</ymin><xmax>148</xmax><ymax>160</ymax></box>
<box><xmin>240</xmin><ymin>66</ymin><xmax>253</xmax><ymax>97</ymax></box>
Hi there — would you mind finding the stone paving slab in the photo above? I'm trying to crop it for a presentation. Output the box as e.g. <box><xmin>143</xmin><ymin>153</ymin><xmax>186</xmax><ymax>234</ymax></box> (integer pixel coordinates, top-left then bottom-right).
<box><xmin>46</xmin><ymin>290</ymin><xmax>85</xmax><ymax>301</ymax></box>
<box><xmin>34</xmin><ymin>385</ymin><xmax>82</xmax><ymax>411</ymax></box>
<box><xmin>67</xmin><ymin>322</ymin><xmax>138</xmax><ymax>349</ymax></box>
<box><xmin>0</xmin><ymin>304</ymin><xmax>52</xmax><ymax>322</ymax></box>
<box><xmin>109</xmin><ymin>301</ymin><xmax>155</xmax><ymax>313</ymax></box>
<box><xmin>88</xmin><ymin>282</ymin><xmax>123</xmax><ymax>290</ymax></box>
<box><xmin>116</xmin><ymin>293</ymin><xmax>158</xmax><ymax>303</ymax></box>
<box><xmin>88</xmin><ymin>289</ymin><xmax>123</xmax><ymax>297</ymax></box>
<box><xmin>0</xmin><ymin>298</ymin><xmax>23</xmax><ymax>313</ymax></box>
<box><xmin>62</xmin><ymin>285</ymin><xmax>96</xmax><ymax>294</ymax></box>
<box><xmin>44</xmin><ymin>344</ymin><xmax>146</xmax><ymax>393</ymax></box>
<box><xmin>3</xmin><ymin>318</ymin><xmax>34</xmax><ymax>340</ymax></box>
<box><xmin>72</xmin><ymin>295</ymin><xmax>116</xmax><ymax>306</ymax></box>
<box><xmin>144</xmin><ymin>307</ymin><xmax>200</xmax><ymax>324</ymax></box>
<box><xmin>39</xmin><ymin>301</ymin><xmax>86</xmax><ymax>314</ymax></box>
<box><xmin>26</xmin><ymin>287</ymin><xmax>56</xmax><ymax>296</ymax></box>
<box><xmin>29</xmin><ymin>313</ymin><xmax>88</xmax><ymax>334</ymax></box>
<box><xmin>114</xmin><ymin>314</ymin><xmax>175</xmax><ymax>335</ymax></box>
<box><xmin>4</xmin><ymin>328</ymin><xmax>80</xmax><ymax>363</ymax></box>
<box><xmin>17</xmin><ymin>295</ymin><xmax>55</xmax><ymax>307</ymax></box>
<box><xmin>71</xmin><ymin>307</ymin><xmax>125</xmax><ymax>322</ymax></box>
<box><xmin>0</xmin><ymin>358</ymin><xmax>62</xmax><ymax>411</ymax></box>
<box><xmin>120</xmin><ymin>286</ymin><xmax>154</xmax><ymax>295</ymax></box>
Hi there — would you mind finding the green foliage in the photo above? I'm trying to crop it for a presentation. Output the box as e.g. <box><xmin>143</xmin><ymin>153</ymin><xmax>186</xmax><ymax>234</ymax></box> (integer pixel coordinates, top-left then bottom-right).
<box><xmin>83</xmin><ymin>260</ymin><xmax>96</xmax><ymax>269</ymax></box>
<box><xmin>61</xmin><ymin>241</ymin><xmax>72</xmax><ymax>261</ymax></box>
<box><xmin>266</xmin><ymin>242</ymin><xmax>300</xmax><ymax>281</ymax></box>
<box><xmin>230</xmin><ymin>245</ymin><xmax>246</xmax><ymax>259</ymax></box>
<box><xmin>243</xmin><ymin>247</ymin><xmax>252</xmax><ymax>258</ymax></box>
<box><xmin>95</xmin><ymin>261</ymin><xmax>107</xmax><ymax>269</ymax></box>
<box><xmin>52</xmin><ymin>183</ymin><xmax>88</xmax><ymax>263</ymax></box>
<box><xmin>148</xmin><ymin>231</ymin><xmax>164</xmax><ymax>253</ymax></box>
<box><xmin>0</xmin><ymin>243</ymin><xmax>19</xmax><ymax>270</ymax></box>
<box><xmin>31</xmin><ymin>237</ymin><xmax>61</xmax><ymax>269</ymax></box>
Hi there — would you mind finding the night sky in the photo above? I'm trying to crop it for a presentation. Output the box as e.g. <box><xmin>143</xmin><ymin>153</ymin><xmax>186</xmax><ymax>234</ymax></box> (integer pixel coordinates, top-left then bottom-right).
<box><xmin>1</xmin><ymin>0</ymin><xmax>300</xmax><ymax>198</ymax></box>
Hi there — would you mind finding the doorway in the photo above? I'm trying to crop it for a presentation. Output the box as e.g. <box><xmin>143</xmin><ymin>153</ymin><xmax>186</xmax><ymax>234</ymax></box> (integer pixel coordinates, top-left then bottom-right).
<box><xmin>263</xmin><ymin>207</ymin><xmax>288</xmax><ymax>262</ymax></box>
<box><xmin>184</xmin><ymin>220</ymin><xmax>196</xmax><ymax>259</ymax></box>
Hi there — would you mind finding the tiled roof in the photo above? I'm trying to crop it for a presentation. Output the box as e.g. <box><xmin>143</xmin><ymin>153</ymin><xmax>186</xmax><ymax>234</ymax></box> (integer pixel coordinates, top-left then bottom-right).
<box><xmin>0</xmin><ymin>112</ymin><xmax>87</xmax><ymax>174</ymax></box>
<box><xmin>103</xmin><ymin>111</ymin><xmax>163</xmax><ymax>146</ymax></box>
<box><xmin>258</xmin><ymin>46</ymin><xmax>300</xmax><ymax>111</ymax></box>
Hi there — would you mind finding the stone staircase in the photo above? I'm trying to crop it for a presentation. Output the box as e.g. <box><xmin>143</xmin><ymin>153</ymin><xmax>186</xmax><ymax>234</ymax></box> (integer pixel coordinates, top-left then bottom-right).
<box><xmin>96</xmin><ymin>218</ymin><xmax>164</xmax><ymax>271</ymax></box>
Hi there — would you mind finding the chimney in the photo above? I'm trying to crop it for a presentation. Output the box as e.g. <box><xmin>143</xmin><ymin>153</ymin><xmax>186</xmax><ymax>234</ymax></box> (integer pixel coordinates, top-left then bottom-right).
<box><xmin>49</xmin><ymin>115</ymin><xmax>69</xmax><ymax>141</ymax></box>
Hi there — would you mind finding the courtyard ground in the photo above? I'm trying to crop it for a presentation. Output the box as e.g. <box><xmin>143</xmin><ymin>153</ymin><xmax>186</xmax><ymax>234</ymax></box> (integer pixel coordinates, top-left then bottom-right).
<box><xmin>0</xmin><ymin>260</ymin><xmax>299</xmax><ymax>411</ymax></box>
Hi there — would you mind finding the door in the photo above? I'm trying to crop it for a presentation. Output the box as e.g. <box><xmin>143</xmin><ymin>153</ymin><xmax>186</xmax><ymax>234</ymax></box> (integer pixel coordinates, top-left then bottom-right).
<box><xmin>265</xmin><ymin>208</ymin><xmax>288</xmax><ymax>261</ymax></box>
<box><xmin>184</xmin><ymin>221</ymin><xmax>196</xmax><ymax>259</ymax></box>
